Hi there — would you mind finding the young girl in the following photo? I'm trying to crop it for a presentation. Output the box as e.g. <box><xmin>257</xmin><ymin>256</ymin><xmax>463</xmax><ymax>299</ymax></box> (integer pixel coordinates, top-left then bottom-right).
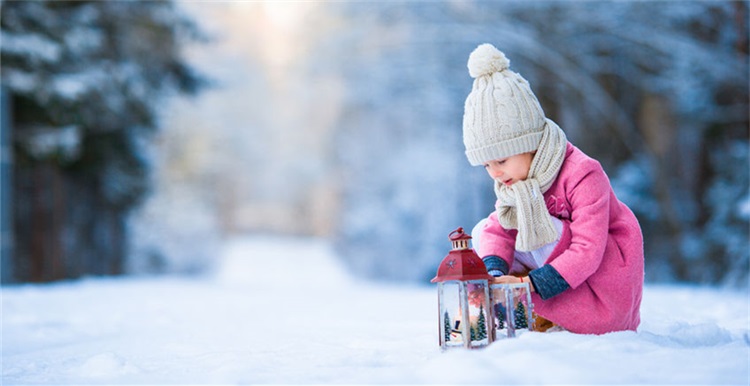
<box><xmin>463</xmin><ymin>44</ymin><xmax>644</xmax><ymax>334</ymax></box>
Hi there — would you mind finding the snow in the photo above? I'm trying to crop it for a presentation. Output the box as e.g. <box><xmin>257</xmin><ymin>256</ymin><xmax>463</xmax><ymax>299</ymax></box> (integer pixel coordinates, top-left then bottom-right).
<box><xmin>3</xmin><ymin>236</ymin><xmax>749</xmax><ymax>384</ymax></box>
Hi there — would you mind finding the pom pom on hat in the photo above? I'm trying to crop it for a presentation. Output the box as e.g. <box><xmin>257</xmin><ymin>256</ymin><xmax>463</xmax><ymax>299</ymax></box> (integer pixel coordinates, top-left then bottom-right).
<box><xmin>467</xmin><ymin>43</ymin><xmax>510</xmax><ymax>78</ymax></box>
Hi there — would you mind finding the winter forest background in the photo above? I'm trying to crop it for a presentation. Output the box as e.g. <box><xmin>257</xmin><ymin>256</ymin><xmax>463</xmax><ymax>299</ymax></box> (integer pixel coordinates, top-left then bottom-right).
<box><xmin>1</xmin><ymin>1</ymin><xmax>748</xmax><ymax>287</ymax></box>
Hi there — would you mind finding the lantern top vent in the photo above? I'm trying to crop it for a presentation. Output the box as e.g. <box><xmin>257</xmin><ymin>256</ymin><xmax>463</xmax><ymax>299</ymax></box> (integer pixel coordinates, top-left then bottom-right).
<box><xmin>431</xmin><ymin>227</ymin><xmax>493</xmax><ymax>283</ymax></box>
<box><xmin>449</xmin><ymin>227</ymin><xmax>472</xmax><ymax>250</ymax></box>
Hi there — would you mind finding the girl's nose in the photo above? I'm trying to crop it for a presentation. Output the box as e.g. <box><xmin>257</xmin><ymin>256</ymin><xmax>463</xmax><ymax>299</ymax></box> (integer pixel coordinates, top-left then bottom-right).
<box><xmin>487</xmin><ymin>165</ymin><xmax>503</xmax><ymax>179</ymax></box>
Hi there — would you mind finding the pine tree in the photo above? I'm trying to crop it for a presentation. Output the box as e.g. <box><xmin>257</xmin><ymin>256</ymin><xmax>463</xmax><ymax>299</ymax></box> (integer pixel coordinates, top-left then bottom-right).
<box><xmin>1</xmin><ymin>1</ymin><xmax>204</xmax><ymax>282</ymax></box>
<box><xmin>443</xmin><ymin>311</ymin><xmax>451</xmax><ymax>342</ymax></box>
<box><xmin>514</xmin><ymin>302</ymin><xmax>528</xmax><ymax>329</ymax></box>
<box><xmin>476</xmin><ymin>307</ymin><xmax>487</xmax><ymax>340</ymax></box>
<box><xmin>494</xmin><ymin>303</ymin><xmax>506</xmax><ymax>330</ymax></box>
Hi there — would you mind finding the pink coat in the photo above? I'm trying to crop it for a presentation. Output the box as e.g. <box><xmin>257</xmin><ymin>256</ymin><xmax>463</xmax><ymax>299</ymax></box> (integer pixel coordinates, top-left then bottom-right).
<box><xmin>477</xmin><ymin>143</ymin><xmax>644</xmax><ymax>334</ymax></box>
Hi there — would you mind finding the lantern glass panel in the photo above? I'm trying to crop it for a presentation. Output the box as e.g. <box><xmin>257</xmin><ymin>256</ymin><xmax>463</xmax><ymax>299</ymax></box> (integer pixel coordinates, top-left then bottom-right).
<box><xmin>439</xmin><ymin>281</ymin><xmax>464</xmax><ymax>347</ymax></box>
<box><xmin>490</xmin><ymin>283</ymin><xmax>534</xmax><ymax>338</ymax></box>
<box><xmin>466</xmin><ymin>280</ymin><xmax>491</xmax><ymax>347</ymax></box>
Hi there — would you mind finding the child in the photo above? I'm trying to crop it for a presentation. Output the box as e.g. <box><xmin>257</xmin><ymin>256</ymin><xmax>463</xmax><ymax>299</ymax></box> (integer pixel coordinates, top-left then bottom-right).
<box><xmin>463</xmin><ymin>44</ymin><xmax>644</xmax><ymax>334</ymax></box>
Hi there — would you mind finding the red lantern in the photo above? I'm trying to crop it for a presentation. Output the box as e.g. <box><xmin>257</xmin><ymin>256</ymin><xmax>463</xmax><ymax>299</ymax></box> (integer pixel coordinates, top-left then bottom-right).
<box><xmin>432</xmin><ymin>227</ymin><xmax>536</xmax><ymax>349</ymax></box>
<box><xmin>431</xmin><ymin>227</ymin><xmax>494</xmax><ymax>349</ymax></box>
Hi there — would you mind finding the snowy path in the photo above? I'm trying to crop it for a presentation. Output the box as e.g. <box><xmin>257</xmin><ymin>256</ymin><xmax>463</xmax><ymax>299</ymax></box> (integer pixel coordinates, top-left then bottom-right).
<box><xmin>2</xmin><ymin>236</ymin><xmax>749</xmax><ymax>384</ymax></box>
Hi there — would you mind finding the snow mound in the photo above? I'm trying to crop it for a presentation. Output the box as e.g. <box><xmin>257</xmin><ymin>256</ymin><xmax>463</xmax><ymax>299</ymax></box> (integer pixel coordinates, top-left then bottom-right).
<box><xmin>69</xmin><ymin>352</ymin><xmax>139</xmax><ymax>379</ymax></box>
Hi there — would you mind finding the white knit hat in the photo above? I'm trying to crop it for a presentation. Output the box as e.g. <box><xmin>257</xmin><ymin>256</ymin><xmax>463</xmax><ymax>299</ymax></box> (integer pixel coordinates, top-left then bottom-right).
<box><xmin>463</xmin><ymin>44</ymin><xmax>546</xmax><ymax>166</ymax></box>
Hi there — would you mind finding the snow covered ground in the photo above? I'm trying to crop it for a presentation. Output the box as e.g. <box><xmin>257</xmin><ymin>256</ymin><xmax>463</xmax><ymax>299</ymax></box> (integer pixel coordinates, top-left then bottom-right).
<box><xmin>2</xmin><ymin>236</ymin><xmax>749</xmax><ymax>384</ymax></box>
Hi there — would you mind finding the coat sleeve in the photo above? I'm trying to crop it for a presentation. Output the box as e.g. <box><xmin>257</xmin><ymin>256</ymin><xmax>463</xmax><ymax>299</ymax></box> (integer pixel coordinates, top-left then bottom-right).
<box><xmin>547</xmin><ymin>159</ymin><xmax>612</xmax><ymax>289</ymax></box>
<box><xmin>476</xmin><ymin>209</ymin><xmax>517</xmax><ymax>271</ymax></box>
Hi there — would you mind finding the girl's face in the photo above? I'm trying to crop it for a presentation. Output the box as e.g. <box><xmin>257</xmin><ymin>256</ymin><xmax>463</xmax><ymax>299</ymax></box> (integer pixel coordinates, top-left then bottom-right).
<box><xmin>483</xmin><ymin>152</ymin><xmax>535</xmax><ymax>186</ymax></box>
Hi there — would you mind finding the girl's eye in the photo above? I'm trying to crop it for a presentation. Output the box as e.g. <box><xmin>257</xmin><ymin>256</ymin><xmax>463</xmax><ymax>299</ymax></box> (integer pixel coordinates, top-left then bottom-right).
<box><xmin>484</xmin><ymin>160</ymin><xmax>505</xmax><ymax>168</ymax></box>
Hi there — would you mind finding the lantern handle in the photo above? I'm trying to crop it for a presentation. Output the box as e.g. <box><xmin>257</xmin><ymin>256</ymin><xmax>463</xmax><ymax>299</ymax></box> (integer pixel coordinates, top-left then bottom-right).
<box><xmin>449</xmin><ymin>227</ymin><xmax>465</xmax><ymax>238</ymax></box>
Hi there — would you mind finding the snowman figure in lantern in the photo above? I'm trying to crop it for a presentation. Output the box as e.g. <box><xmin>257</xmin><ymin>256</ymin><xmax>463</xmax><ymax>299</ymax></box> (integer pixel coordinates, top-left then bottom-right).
<box><xmin>432</xmin><ymin>227</ymin><xmax>534</xmax><ymax>350</ymax></box>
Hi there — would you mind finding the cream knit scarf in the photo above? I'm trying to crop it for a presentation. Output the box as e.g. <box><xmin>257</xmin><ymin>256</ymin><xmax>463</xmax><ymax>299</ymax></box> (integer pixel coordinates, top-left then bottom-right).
<box><xmin>494</xmin><ymin>119</ymin><xmax>568</xmax><ymax>251</ymax></box>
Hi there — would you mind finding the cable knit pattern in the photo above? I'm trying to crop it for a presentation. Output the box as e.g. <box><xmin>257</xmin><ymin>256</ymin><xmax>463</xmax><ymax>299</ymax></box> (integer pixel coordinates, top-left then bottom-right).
<box><xmin>463</xmin><ymin>44</ymin><xmax>546</xmax><ymax>166</ymax></box>
<box><xmin>494</xmin><ymin>119</ymin><xmax>567</xmax><ymax>251</ymax></box>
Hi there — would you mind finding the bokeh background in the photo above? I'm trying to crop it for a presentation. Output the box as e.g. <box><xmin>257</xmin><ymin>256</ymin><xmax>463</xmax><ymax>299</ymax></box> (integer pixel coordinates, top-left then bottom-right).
<box><xmin>1</xmin><ymin>1</ymin><xmax>748</xmax><ymax>286</ymax></box>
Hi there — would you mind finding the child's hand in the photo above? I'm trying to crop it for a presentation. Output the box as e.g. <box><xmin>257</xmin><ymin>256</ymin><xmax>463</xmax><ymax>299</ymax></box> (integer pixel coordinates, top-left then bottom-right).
<box><xmin>492</xmin><ymin>275</ymin><xmax>525</xmax><ymax>285</ymax></box>
<box><xmin>492</xmin><ymin>275</ymin><xmax>535</xmax><ymax>292</ymax></box>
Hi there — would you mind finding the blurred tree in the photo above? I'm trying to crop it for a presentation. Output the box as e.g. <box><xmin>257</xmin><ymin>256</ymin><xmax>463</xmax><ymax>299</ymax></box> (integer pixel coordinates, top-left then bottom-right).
<box><xmin>320</xmin><ymin>3</ymin><xmax>487</xmax><ymax>282</ymax></box>
<box><xmin>507</xmin><ymin>1</ymin><xmax>749</xmax><ymax>285</ymax></box>
<box><xmin>322</xmin><ymin>1</ymin><xmax>748</xmax><ymax>285</ymax></box>
<box><xmin>1</xmin><ymin>1</ymin><xmax>204</xmax><ymax>282</ymax></box>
